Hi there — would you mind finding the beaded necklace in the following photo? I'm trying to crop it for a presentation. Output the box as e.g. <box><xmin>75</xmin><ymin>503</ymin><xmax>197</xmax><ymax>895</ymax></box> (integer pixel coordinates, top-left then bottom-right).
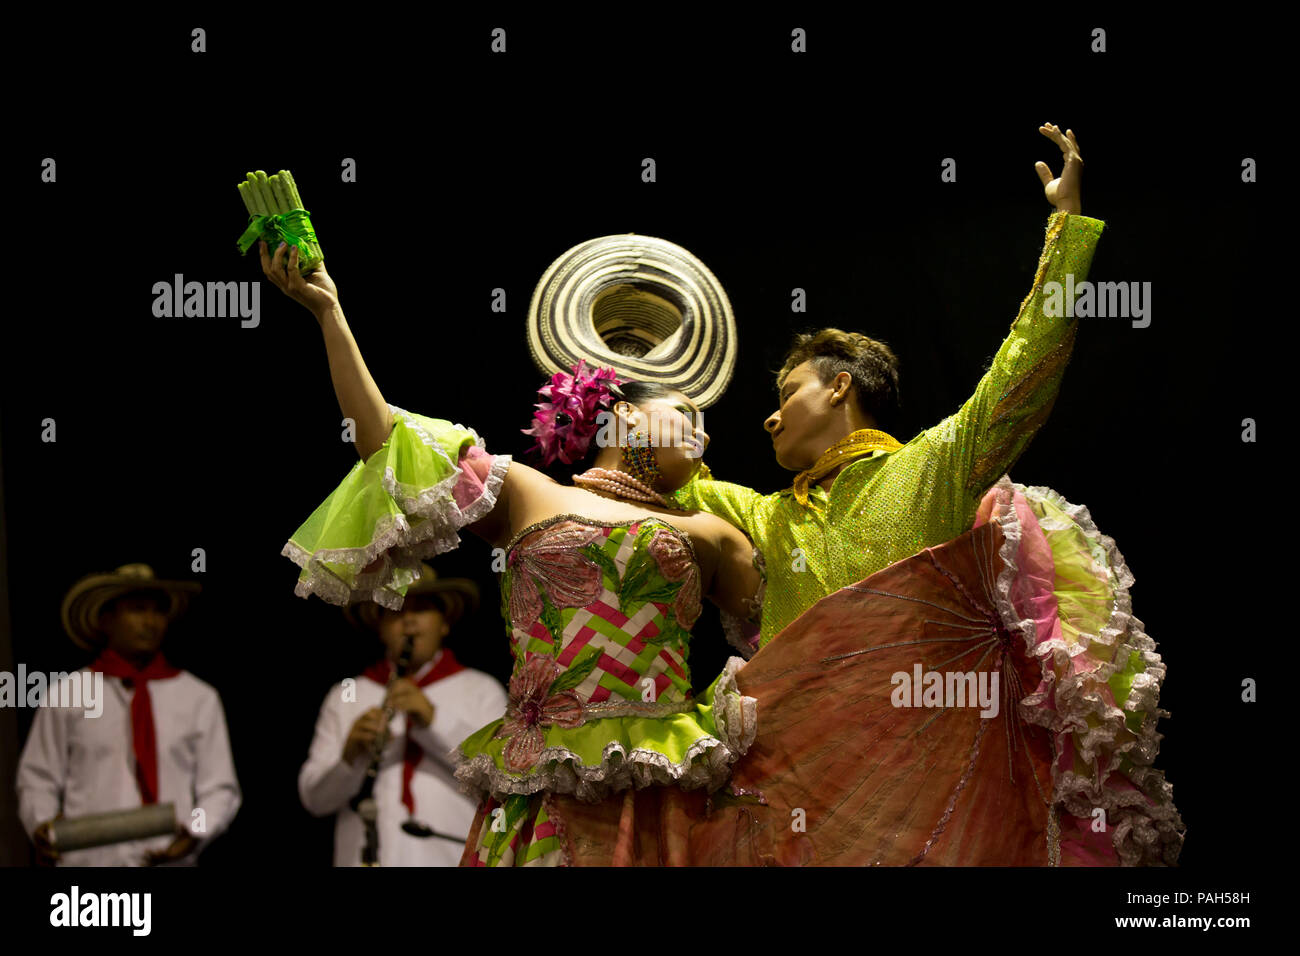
<box><xmin>572</xmin><ymin>467</ymin><xmax>673</xmax><ymax>508</ymax></box>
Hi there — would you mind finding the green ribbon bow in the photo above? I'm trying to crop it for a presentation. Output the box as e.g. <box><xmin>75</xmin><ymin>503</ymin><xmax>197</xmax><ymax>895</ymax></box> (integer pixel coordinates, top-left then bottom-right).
<box><xmin>236</xmin><ymin>208</ymin><xmax>320</xmax><ymax>259</ymax></box>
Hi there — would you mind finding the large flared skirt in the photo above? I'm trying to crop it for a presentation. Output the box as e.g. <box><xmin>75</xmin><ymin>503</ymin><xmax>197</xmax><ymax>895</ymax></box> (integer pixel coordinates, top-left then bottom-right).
<box><xmin>458</xmin><ymin>478</ymin><xmax>1184</xmax><ymax>866</ymax></box>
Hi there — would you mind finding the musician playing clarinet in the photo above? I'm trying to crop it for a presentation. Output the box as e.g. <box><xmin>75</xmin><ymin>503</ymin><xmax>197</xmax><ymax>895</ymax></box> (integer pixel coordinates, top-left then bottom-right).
<box><xmin>298</xmin><ymin>563</ymin><xmax>507</xmax><ymax>866</ymax></box>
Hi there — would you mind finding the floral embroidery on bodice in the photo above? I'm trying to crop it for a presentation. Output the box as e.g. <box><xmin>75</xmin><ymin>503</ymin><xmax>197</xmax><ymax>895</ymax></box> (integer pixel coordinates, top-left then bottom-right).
<box><xmin>283</xmin><ymin>406</ymin><xmax>757</xmax><ymax>833</ymax></box>
<box><xmin>493</xmin><ymin>515</ymin><xmax>703</xmax><ymax>771</ymax></box>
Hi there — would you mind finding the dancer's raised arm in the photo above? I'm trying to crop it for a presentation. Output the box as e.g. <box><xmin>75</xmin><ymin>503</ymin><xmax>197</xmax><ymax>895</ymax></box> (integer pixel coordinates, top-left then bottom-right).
<box><xmin>262</xmin><ymin>242</ymin><xmax>524</xmax><ymax>605</ymax></box>
<box><xmin>920</xmin><ymin>124</ymin><xmax>1102</xmax><ymax>531</ymax></box>
<box><xmin>259</xmin><ymin>240</ymin><xmax>394</xmax><ymax>460</ymax></box>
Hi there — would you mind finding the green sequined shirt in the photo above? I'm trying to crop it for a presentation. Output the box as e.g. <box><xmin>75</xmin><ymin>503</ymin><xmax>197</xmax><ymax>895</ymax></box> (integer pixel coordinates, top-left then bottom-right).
<box><xmin>672</xmin><ymin>211</ymin><xmax>1106</xmax><ymax>648</ymax></box>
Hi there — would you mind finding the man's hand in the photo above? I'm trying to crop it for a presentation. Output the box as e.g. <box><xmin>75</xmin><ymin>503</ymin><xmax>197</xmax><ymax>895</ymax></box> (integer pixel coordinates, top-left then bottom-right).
<box><xmin>142</xmin><ymin>825</ymin><xmax>199</xmax><ymax>866</ymax></box>
<box><xmin>259</xmin><ymin>240</ymin><xmax>340</xmax><ymax>318</ymax></box>
<box><xmin>33</xmin><ymin>819</ymin><xmax>61</xmax><ymax>867</ymax></box>
<box><xmin>343</xmin><ymin>707</ymin><xmax>387</xmax><ymax>764</ymax></box>
<box><xmin>387</xmin><ymin>679</ymin><xmax>435</xmax><ymax>728</ymax></box>
<box><xmin>1035</xmin><ymin>123</ymin><xmax>1083</xmax><ymax>215</ymax></box>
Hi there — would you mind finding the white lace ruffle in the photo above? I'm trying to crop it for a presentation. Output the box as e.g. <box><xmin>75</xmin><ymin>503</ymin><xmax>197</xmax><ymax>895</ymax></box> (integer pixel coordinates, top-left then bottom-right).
<box><xmin>453</xmin><ymin>656</ymin><xmax>757</xmax><ymax>804</ymax></box>
<box><xmin>981</xmin><ymin>475</ymin><xmax>1184</xmax><ymax>866</ymax></box>
<box><xmin>719</xmin><ymin>611</ymin><xmax>753</xmax><ymax>658</ymax></box>
<box><xmin>711</xmin><ymin>655</ymin><xmax>758</xmax><ymax>754</ymax></box>
<box><xmin>281</xmin><ymin>406</ymin><xmax>512</xmax><ymax>609</ymax></box>
<box><xmin>453</xmin><ymin>736</ymin><xmax>737</xmax><ymax>805</ymax></box>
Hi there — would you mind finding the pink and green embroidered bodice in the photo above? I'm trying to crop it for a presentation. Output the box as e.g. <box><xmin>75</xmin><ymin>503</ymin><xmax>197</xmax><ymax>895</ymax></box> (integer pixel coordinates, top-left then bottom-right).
<box><xmin>456</xmin><ymin>513</ymin><xmax>752</xmax><ymax>802</ymax></box>
<box><xmin>282</xmin><ymin>405</ymin><xmax>755</xmax><ymax>808</ymax></box>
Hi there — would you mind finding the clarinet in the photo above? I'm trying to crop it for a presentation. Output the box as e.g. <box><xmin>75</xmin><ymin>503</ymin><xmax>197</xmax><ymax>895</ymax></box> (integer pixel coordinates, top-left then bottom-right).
<box><xmin>351</xmin><ymin>634</ymin><xmax>414</xmax><ymax>866</ymax></box>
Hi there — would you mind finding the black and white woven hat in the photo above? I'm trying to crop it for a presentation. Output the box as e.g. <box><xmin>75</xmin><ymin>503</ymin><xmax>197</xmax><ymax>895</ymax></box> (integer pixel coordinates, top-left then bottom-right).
<box><xmin>526</xmin><ymin>234</ymin><xmax>738</xmax><ymax>408</ymax></box>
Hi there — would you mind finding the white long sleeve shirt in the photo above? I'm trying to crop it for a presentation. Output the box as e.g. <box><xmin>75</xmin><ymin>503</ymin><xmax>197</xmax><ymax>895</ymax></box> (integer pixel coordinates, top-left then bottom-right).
<box><xmin>15</xmin><ymin>668</ymin><xmax>242</xmax><ymax>866</ymax></box>
<box><xmin>298</xmin><ymin>655</ymin><xmax>508</xmax><ymax>866</ymax></box>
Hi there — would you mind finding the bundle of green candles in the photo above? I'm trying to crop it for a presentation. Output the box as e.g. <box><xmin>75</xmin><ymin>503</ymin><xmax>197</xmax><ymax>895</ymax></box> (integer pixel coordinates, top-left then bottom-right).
<box><xmin>236</xmin><ymin>169</ymin><xmax>323</xmax><ymax>275</ymax></box>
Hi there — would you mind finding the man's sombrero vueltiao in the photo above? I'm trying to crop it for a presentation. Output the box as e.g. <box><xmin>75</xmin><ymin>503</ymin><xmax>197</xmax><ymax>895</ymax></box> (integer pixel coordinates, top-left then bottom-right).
<box><xmin>61</xmin><ymin>564</ymin><xmax>201</xmax><ymax>651</ymax></box>
<box><xmin>343</xmin><ymin>563</ymin><xmax>480</xmax><ymax>632</ymax></box>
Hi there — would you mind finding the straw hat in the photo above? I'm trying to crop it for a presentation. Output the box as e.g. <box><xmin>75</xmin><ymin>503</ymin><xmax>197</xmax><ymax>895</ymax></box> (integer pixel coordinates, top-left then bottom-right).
<box><xmin>344</xmin><ymin>563</ymin><xmax>480</xmax><ymax>631</ymax></box>
<box><xmin>61</xmin><ymin>564</ymin><xmax>201</xmax><ymax>651</ymax></box>
<box><xmin>526</xmin><ymin>234</ymin><xmax>738</xmax><ymax>409</ymax></box>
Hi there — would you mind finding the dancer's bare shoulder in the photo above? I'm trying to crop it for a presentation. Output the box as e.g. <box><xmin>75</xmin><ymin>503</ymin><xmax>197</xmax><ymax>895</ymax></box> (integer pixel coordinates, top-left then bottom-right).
<box><xmin>467</xmin><ymin>462</ymin><xmax>753</xmax><ymax>575</ymax></box>
<box><xmin>465</xmin><ymin>460</ymin><xmax>559</xmax><ymax>549</ymax></box>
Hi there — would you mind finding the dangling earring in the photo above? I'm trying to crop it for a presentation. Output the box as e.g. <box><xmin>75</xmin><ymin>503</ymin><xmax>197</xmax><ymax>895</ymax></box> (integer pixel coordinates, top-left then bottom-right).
<box><xmin>621</xmin><ymin>427</ymin><xmax>661</xmax><ymax>485</ymax></box>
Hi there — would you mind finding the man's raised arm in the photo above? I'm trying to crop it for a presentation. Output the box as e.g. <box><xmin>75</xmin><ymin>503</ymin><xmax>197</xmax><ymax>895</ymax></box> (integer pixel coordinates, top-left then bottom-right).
<box><xmin>921</xmin><ymin>125</ymin><xmax>1105</xmax><ymax>534</ymax></box>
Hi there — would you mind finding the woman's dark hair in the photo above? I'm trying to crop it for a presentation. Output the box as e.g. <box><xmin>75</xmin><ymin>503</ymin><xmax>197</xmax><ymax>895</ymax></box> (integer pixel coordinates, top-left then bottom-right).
<box><xmin>524</xmin><ymin>373</ymin><xmax>686</xmax><ymax>473</ymax></box>
<box><xmin>607</xmin><ymin>380</ymin><xmax>680</xmax><ymax>408</ymax></box>
<box><xmin>586</xmin><ymin>380</ymin><xmax>682</xmax><ymax>465</ymax></box>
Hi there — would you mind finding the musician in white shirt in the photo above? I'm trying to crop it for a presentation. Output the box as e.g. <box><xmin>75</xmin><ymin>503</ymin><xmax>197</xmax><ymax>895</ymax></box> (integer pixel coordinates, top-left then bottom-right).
<box><xmin>16</xmin><ymin>564</ymin><xmax>241</xmax><ymax>866</ymax></box>
<box><xmin>299</xmin><ymin>564</ymin><xmax>507</xmax><ymax>866</ymax></box>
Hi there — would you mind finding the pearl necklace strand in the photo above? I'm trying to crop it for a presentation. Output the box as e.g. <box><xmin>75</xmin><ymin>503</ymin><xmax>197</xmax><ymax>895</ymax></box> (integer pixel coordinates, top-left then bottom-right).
<box><xmin>572</xmin><ymin>467</ymin><xmax>672</xmax><ymax>508</ymax></box>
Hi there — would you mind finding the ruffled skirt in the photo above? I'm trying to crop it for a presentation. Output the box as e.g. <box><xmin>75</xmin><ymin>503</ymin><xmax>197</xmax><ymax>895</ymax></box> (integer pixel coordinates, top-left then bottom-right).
<box><xmin>684</xmin><ymin>476</ymin><xmax>1185</xmax><ymax>866</ymax></box>
<box><xmin>460</xmin><ymin>477</ymin><xmax>1185</xmax><ymax>866</ymax></box>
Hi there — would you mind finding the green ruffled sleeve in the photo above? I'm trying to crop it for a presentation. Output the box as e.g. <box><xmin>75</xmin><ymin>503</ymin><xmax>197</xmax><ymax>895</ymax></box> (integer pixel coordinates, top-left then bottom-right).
<box><xmin>281</xmin><ymin>404</ymin><xmax>511</xmax><ymax>609</ymax></box>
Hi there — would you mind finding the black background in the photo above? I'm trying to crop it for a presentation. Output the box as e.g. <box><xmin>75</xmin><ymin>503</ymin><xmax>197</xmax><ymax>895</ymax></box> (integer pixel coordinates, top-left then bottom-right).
<box><xmin>0</xmin><ymin>8</ymin><xmax>1281</xmax><ymax>929</ymax></box>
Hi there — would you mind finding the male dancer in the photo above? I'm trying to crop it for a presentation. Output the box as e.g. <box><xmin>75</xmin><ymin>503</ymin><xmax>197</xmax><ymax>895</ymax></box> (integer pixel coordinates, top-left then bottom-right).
<box><xmin>669</xmin><ymin>125</ymin><xmax>1183</xmax><ymax>866</ymax></box>
<box><xmin>673</xmin><ymin>124</ymin><xmax>1102</xmax><ymax>645</ymax></box>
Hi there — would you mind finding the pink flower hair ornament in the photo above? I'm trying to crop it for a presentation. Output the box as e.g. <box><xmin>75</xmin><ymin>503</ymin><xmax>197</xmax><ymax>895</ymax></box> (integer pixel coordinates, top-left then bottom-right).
<box><xmin>521</xmin><ymin>360</ymin><xmax>624</xmax><ymax>466</ymax></box>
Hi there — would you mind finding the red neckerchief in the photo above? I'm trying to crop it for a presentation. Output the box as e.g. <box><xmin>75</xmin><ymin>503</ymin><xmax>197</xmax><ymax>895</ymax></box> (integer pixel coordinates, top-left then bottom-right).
<box><xmin>90</xmin><ymin>649</ymin><xmax>182</xmax><ymax>805</ymax></box>
<box><xmin>362</xmin><ymin>649</ymin><xmax>465</xmax><ymax>816</ymax></box>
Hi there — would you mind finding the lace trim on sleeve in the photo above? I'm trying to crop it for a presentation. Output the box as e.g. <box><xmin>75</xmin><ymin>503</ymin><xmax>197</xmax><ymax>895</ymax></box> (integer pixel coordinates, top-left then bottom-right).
<box><xmin>709</xmin><ymin>655</ymin><xmax>758</xmax><ymax>754</ymax></box>
<box><xmin>281</xmin><ymin>406</ymin><xmax>512</xmax><ymax>609</ymax></box>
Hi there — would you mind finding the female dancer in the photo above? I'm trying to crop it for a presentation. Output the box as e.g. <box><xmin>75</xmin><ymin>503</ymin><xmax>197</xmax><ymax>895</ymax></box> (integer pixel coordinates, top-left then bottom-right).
<box><xmin>260</xmin><ymin>239</ymin><xmax>763</xmax><ymax>865</ymax></box>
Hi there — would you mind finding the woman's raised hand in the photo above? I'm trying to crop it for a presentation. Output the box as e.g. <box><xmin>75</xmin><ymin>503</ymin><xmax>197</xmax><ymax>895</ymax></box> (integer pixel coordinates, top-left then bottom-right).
<box><xmin>1035</xmin><ymin>123</ymin><xmax>1083</xmax><ymax>215</ymax></box>
<box><xmin>259</xmin><ymin>240</ymin><xmax>340</xmax><ymax>318</ymax></box>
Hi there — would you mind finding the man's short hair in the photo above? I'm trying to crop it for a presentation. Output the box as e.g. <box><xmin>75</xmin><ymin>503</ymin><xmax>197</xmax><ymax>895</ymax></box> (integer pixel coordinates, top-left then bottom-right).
<box><xmin>777</xmin><ymin>328</ymin><xmax>901</xmax><ymax>429</ymax></box>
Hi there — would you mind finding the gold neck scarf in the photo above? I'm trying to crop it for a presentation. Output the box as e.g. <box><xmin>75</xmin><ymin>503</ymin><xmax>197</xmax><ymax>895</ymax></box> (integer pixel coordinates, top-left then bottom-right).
<box><xmin>792</xmin><ymin>428</ymin><xmax>903</xmax><ymax>506</ymax></box>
